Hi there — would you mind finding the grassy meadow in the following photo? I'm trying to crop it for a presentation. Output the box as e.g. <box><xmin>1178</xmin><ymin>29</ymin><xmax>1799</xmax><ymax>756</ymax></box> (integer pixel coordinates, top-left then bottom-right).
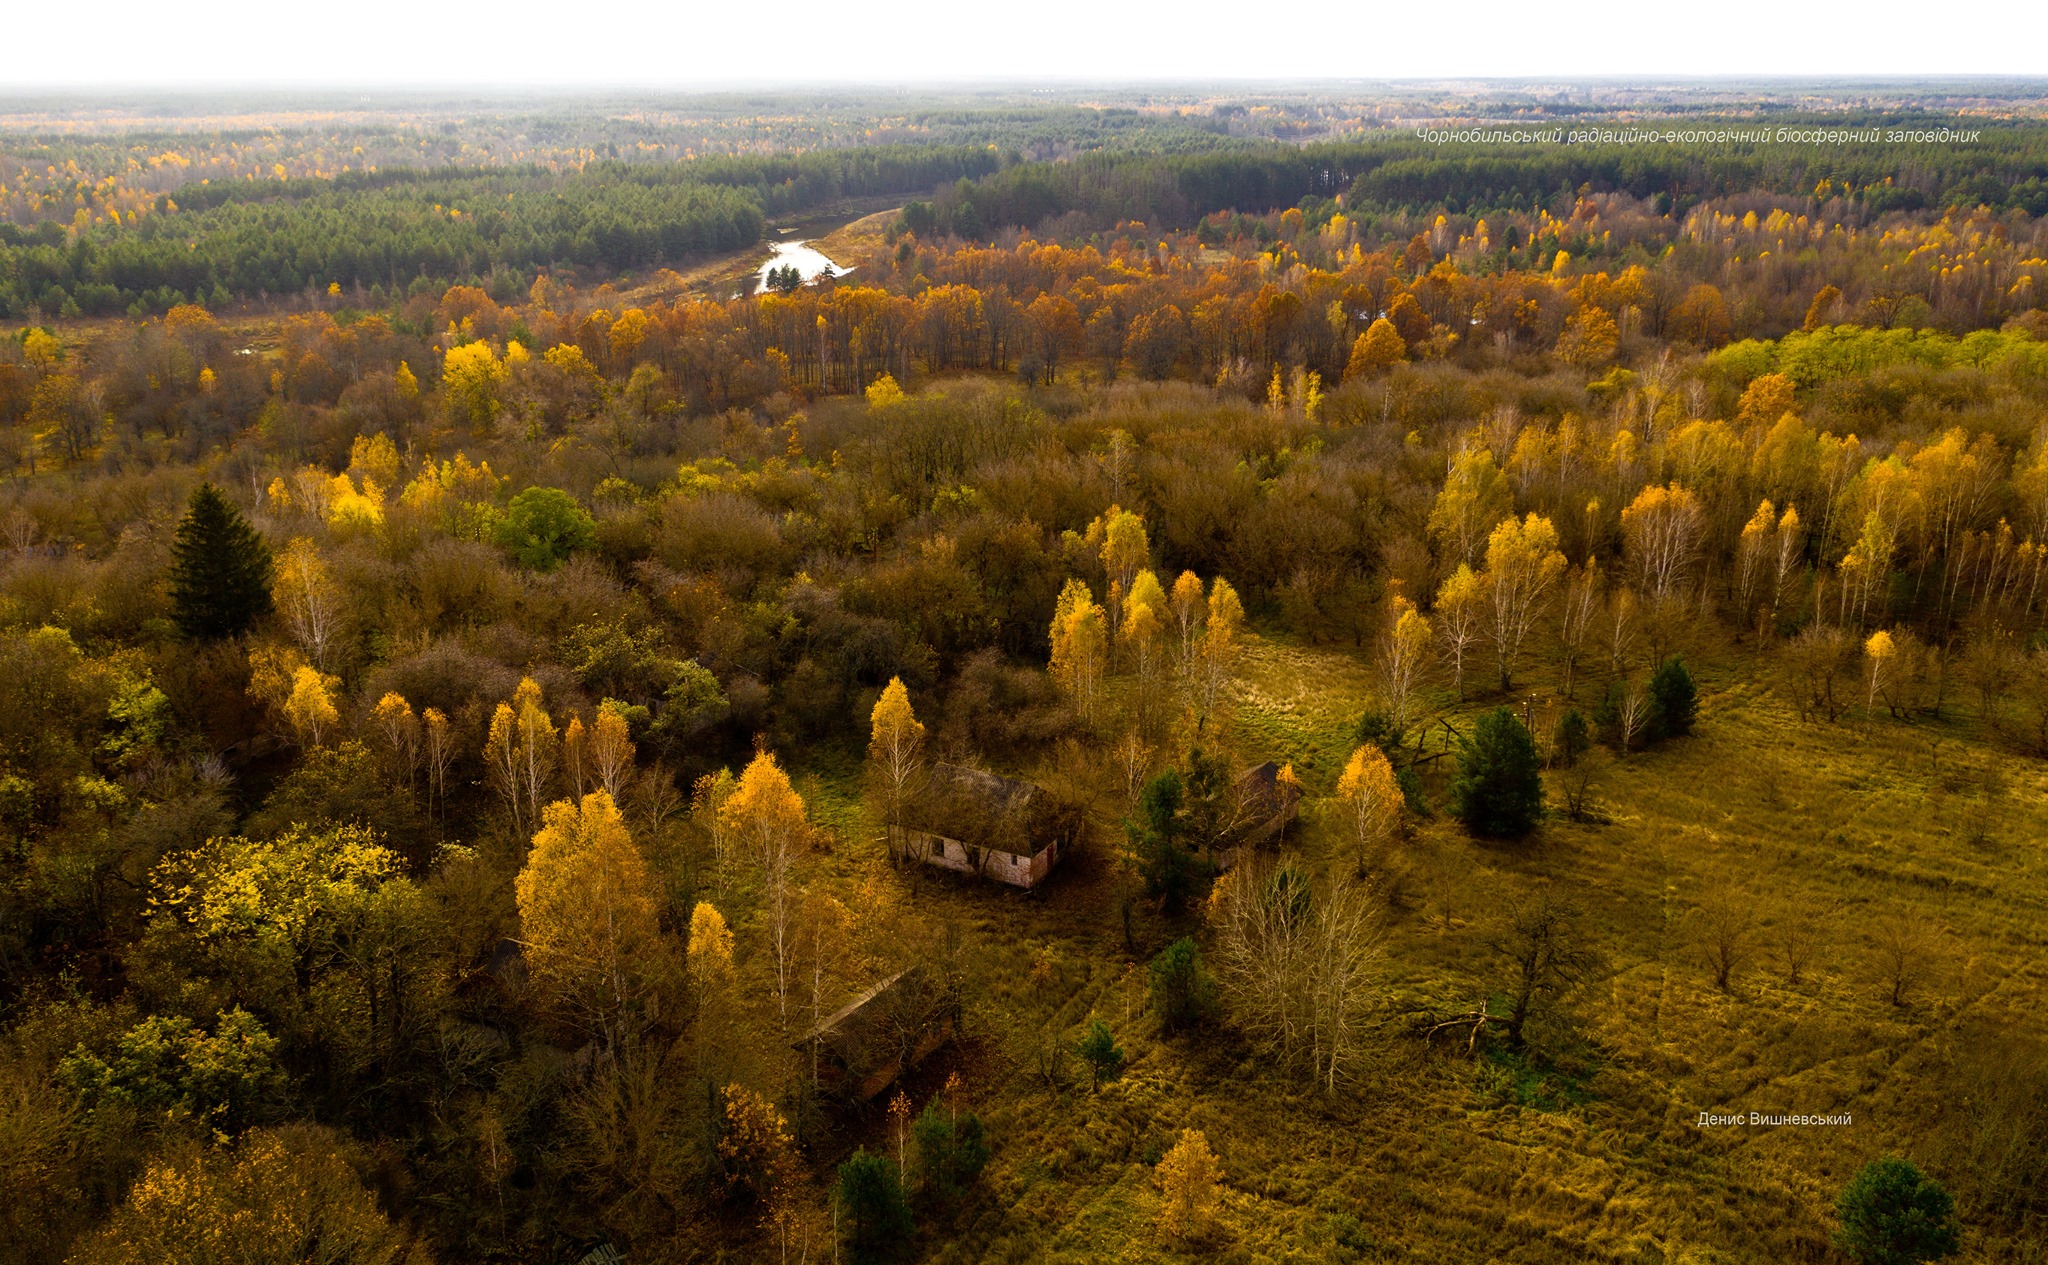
<box><xmin>766</xmin><ymin>626</ymin><xmax>2048</xmax><ymax>1265</ymax></box>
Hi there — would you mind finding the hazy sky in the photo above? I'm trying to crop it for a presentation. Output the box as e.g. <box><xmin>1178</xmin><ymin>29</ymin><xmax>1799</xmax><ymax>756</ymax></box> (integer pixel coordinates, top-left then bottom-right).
<box><xmin>8</xmin><ymin>0</ymin><xmax>2046</xmax><ymax>85</ymax></box>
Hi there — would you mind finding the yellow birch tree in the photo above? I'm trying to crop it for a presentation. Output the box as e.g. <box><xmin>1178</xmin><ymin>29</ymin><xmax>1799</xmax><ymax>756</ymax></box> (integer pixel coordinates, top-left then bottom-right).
<box><xmin>1155</xmin><ymin>1128</ymin><xmax>1221</xmax><ymax>1241</ymax></box>
<box><xmin>1336</xmin><ymin>745</ymin><xmax>1401</xmax><ymax>876</ymax></box>
<box><xmin>514</xmin><ymin>790</ymin><xmax>666</xmax><ymax>1048</ymax></box>
<box><xmin>721</xmin><ymin>752</ymin><xmax>808</xmax><ymax>1022</ymax></box>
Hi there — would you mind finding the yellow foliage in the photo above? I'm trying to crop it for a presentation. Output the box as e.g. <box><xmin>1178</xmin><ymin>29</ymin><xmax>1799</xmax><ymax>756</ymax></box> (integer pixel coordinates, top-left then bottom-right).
<box><xmin>1345</xmin><ymin>317</ymin><xmax>1406</xmax><ymax>380</ymax></box>
<box><xmin>687</xmin><ymin>901</ymin><xmax>735</xmax><ymax>989</ymax></box>
<box><xmin>22</xmin><ymin>328</ymin><xmax>61</xmax><ymax>368</ymax></box>
<box><xmin>370</xmin><ymin>692</ymin><xmax>418</xmax><ymax>758</ymax></box>
<box><xmin>347</xmin><ymin>432</ymin><xmax>401</xmax><ymax>491</ymax></box>
<box><xmin>149</xmin><ymin>821</ymin><xmax>401</xmax><ymax>953</ymax></box>
<box><xmin>590</xmin><ymin>705</ymin><xmax>635</xmax><ymax>798</ymax></box>
<box><xmin>1336</xmin><ymin>744</ymin><xmax>1402</xmax><ymax>870</ymax></box>
<box><xmin>864</xmin><ymin>373</ymin><xmax>906</xmax><ymax>407</ymax></box>
<box><xmin>282</xmin><ymin>665</ymin><xmax>340</xmax><ymax>747</ymax></box>
<box><xmin>1170</xmin><ymin>571</ymin><xmax>1205</xmax><ymax>628</ymax></box>
<box><xmin>1737</xmin><ymin>372</ymin><xmax>1799</xmax><ymax>428</ymax></box>
<box><xmin>1155</xmin><ymin>1128</ymin><xmax>1220</xmax><ymax>1241</ymax></box>
<box><xmin>543</xmin><ymin>342</ymin><xmax>601</xmax><ymax>386</ymax></box>
<box><xmin>1049</xmin><ymin>579</ymin><xmax>1109</xmax><ymax>716</ymax></box>
<box><xmin>722</xmin><ymin>750</ymin><xmax>808</xmax><ymax>856</ymax></box>
<box><xmin>609</xmin><ymin>308</ymin><xmax>649</xmax><ymax>363</ymax></box>
<box><xmin>1427</xmin><ymin>444</ymin><xmax>1510</xmax><ymax>565</ymax></box>
<box><xmin>1620</xmin><ymin>482</ymin><xmax>1706</xmax><ymax>598</ymax></box>
<box><xmin>869</xmin><ymin>675</ymin><xmax>922</xmax><ymax>752</ymax></box>
<box><xmin>271</xmin><ymin>538</ymin><xmax>342</xmax><ymax>669</ymax></box>
<box><xmin>441</xmin><ymin>340</ymin><xmax>505</xmax><ymax>426</ymax></box>
<box><xmin>1092</xmin><ymin>504</ymin><xmax>1150</xmax><ymax>597</ymax></box>
<box><xmin>399</xmin><ymin>451</ymin><xmax>501</xmax><ymax>513</ymax></box>
<box><xmin>1122</xmin><ymin>569</ymin><xmax>1167</xmax><ymax>665</ymax></box>
<box><xmin>1434</xmin><ymin>562</ymin><xmax>1484</xmax><ymax>696</ymax></box>
<box><xmin>1207</xmin><ymin>576</ymin><xmax>1244</xmax><ymax>646</ymax></box>
<box><xmin>717</xmin><ymin>1083</ymin><xmax>797</xmax><ymax>1205</ymax></box>
<box><xmin>324</xmin><ymin>472</ymin><xmax>384</xmax><ymax>530</ymax></box>
<box><xmin>66</xmin><ymin>1126</ymin><xmax>428</xmax><ymax>1265</ymax></box>
<box><xmin>1556</xmin><ymin>305</ymin><xmax>1619</xmax><ymax>367</ymax></box>
<box><xmin>245</xmin><ymin>644</ymin><xmax>307</xmax><ymax>716</ymax></box>
<box><xmin>1378</xmin><ymin>598</ymin><xmax>1434</xmax><ymax>732</ymax></box>
<box><xmin>868</xmin><ymin>675</ymin><xmax>925</xmax><ymax>778</ymax></box>
<box><xmin>514</xmin><ymin>791</ymin><xmax>664</xmax><ymax>1042</ymax></box>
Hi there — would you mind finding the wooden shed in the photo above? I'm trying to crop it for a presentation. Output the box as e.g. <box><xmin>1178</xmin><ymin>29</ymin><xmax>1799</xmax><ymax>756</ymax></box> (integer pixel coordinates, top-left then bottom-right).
<box><xmin>1237</xmin><ymin>761</ymin><xmax>1302</xmax><ymax>846</ymax></box>
<box><xmin>1215</xmin><ymin>761</ymin><xmax>1303</xmax><ymax>872</ymax></box>
<box><xmin>894</xmin><ymin>762</ymin><xmax>1074</xmax><ymax>889</ymax></box>
<box><xmin>792</xmin><ymin>967</ymin><xmax>952</xmax><ymax>1102</ymax></box>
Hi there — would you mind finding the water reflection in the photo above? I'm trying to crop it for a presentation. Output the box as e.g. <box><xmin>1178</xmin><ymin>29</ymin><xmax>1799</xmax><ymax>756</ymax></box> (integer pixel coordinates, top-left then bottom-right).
<box><xmin>754</xmin><ymin>240</ymin><xmax>847</xmax><ymax>294</ymax></box>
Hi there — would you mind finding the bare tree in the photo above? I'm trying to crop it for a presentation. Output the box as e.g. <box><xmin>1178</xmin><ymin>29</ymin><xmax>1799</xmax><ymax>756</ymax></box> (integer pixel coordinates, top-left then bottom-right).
<box><xmin>1097</xmin><ymin>428</ymin><xmax>1136</xmax><ymax>503</ymax></box>
<box><xmin>1606</xmin><ymin>586</ymin><xmax>1640</xmax><ymax>677</ymax></box>
<box><xmin>1210</xmin><ymin>862</ymin><xmax>1383</xmax><ymax>1093</ymax></box>
<box><xmin>1782</xmin><ymin>624</ymin><xmax>1858</xmax><ymax>722</ymax></box>
<box><xmin>1429</xmin><ymin>889</ymin><xmax>1597</xmax><ymax>1052</ymax></box>
<box><xmin>1870</xmin><ymin>911</ymin><xmax>1940</xmax><ymax>1007</ymax></box>
<box><xmin>1490</xmin><ymin>892</ymin><xmax>1596</xmax><ymax>1049</ymax></box>
<box><xmin>1113</xmin><ymin>730</ymin><xmax>1153</xmax><ymax>816</ymax></box>
<box><xmin>1</xmin><ymin>505</ymin><xmax>40</xmax><ymax>555</ymax></box>
<box><xmin>1555</xmin><ymin>563</ymin><xmax>1600</xmax><ymax>699</ymax></box>
<box><xmin>1421</xmin><ymin>843</ymin><xmax>1462</xmax><ymax>935</ymax></box>
<box><xmin>795</xmin><ymin>889</ymin><xmax>851</xmax><ymax>1103</ymax></box>
<box><xmin>1616</xmin><ymin>678</ymin><xmax>1653</xmax><ymax>753</ymax></box>
<box><xmin>1768</xmin><ymin>896</ymin><xmax>1832</xmax><ymax>987</ymax></box>
<box><xmin>1690</xmin><ymin>892</ymin><xmax>1757</xmax><ymax>992</ymax></box>
<box><xmin>1936</xmin><ymin>1023</ymin><xmax>2048</xmax><ymax>1220</ymax></box>
<box><xmin>1559</xmin><ymin>749</ymin><xmax>1605</xmax><ymax>822</ymax></box>
<box><xmin>1305</xmin><ymin>875</ymin><xmax>1384</xmax><ymax>1094</ymax></box>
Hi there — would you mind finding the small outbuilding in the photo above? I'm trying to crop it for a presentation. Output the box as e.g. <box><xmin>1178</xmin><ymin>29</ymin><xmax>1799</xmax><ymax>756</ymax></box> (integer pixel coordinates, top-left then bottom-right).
<box><xmin>1214</xmin><ymin>761</ymin><xmax>1303</xmax><ymax>872</ymax></box>
<box><xmin>894</xmin><ymin>762</ymin><xmax>1075</xmax><ymax>889</ymax></box>
<box><xmin>1237</xmin><ymin>760</ymin><xmax>1302</xmax><ymax>846</ymax></box>
<box><xmin>793</xmin><ymin>966</ymin><xmax>952</xmax><ymax>1102</ymax></box>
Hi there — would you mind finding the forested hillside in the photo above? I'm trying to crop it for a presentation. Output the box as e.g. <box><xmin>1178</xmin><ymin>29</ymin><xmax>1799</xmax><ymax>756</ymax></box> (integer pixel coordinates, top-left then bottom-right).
<box><xmin>3</xmin><ymin>93</ymin><xmax>2048</xmax><ymax>1265</ymax></box>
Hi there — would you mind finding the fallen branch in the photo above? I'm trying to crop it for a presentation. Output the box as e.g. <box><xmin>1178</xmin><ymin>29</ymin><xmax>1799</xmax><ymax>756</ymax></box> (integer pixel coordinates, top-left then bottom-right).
<box><xmin>1420</xmin><ymin>1006</ymin><xmax>1501</xmax><ymax>1055</ymax></box>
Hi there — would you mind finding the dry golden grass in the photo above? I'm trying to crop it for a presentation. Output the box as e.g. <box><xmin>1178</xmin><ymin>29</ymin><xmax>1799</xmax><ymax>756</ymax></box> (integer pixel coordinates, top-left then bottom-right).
<box><xmin>811</xmin><ymin>209</ymin><xmax>898</xmax><ymax>268</ymax></box>
<box><xmin>786</xmin><ymin>629</ymin><xmax>2048</xmax><ymax>1263</ymax></box>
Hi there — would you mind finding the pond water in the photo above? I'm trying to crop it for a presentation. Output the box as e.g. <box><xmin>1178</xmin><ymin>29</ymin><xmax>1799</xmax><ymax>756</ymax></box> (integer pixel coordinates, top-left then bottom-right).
<box><xmin>754</xmin><ymin>239</ymin><xmax>848</xmax><ymax>293</ymax></box>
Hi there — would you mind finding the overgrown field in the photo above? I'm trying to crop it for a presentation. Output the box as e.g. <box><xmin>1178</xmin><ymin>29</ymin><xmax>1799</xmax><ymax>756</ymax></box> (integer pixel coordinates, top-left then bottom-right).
<box><xmin>845</xmin><ymin>630</ymin><xmax>2048</xmax><ymax>1265</ymax></box>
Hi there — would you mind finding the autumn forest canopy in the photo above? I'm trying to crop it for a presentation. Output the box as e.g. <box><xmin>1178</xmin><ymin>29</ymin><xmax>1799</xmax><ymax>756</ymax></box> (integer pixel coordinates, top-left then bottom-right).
<box><xmin>3</xmin><ymin>82</ymin><xmax>2048</xmax><ymax>1265</ymax></box>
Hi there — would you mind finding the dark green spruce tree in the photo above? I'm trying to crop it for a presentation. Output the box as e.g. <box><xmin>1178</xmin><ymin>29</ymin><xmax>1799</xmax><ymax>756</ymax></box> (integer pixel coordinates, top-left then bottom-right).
<box><xmin>169</xmin><ymin>483</ymin><xmax>273</xmax><ymax>640</ymax></box>
<box><xmin>1834</xmin><ymin>1157</ymin><xmax>1960</xmax><ymax>1265</ymax></box>
<box><xmin>1129</xmin><ymin>768</ymin><xmax>1200</xmax><ymax>911</ymax></box>
<box><xmin>837</xmin><ymin>1149</ymin><xmax>913</xmax><ymax>1264</ymax></box>
<box><xmin>1451</xmin><ymin>707</ymin><xmax>1545</xmax><ymax>838</ymax></box>
<box><xmin>1649</xmin><ymin>656</ymin><xmax>1698</xmax><ymax>738</ymax></box>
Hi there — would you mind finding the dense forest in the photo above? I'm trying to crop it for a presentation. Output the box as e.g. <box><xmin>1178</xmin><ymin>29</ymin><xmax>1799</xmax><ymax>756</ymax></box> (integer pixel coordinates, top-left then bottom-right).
<box><xmin>3</xmin><ymin>89</ymin><xmax>2048</xmax><ymax>1265</ymax></box>
<box><xmin>0</xmin><ymin>146</ymin><xmax>1013</xmax><ymax>317</ymax></box>
<box><xmin>10</xmin><ymin>91</ymin><xmax>2048</xmax><ymax>318</ymax></box>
